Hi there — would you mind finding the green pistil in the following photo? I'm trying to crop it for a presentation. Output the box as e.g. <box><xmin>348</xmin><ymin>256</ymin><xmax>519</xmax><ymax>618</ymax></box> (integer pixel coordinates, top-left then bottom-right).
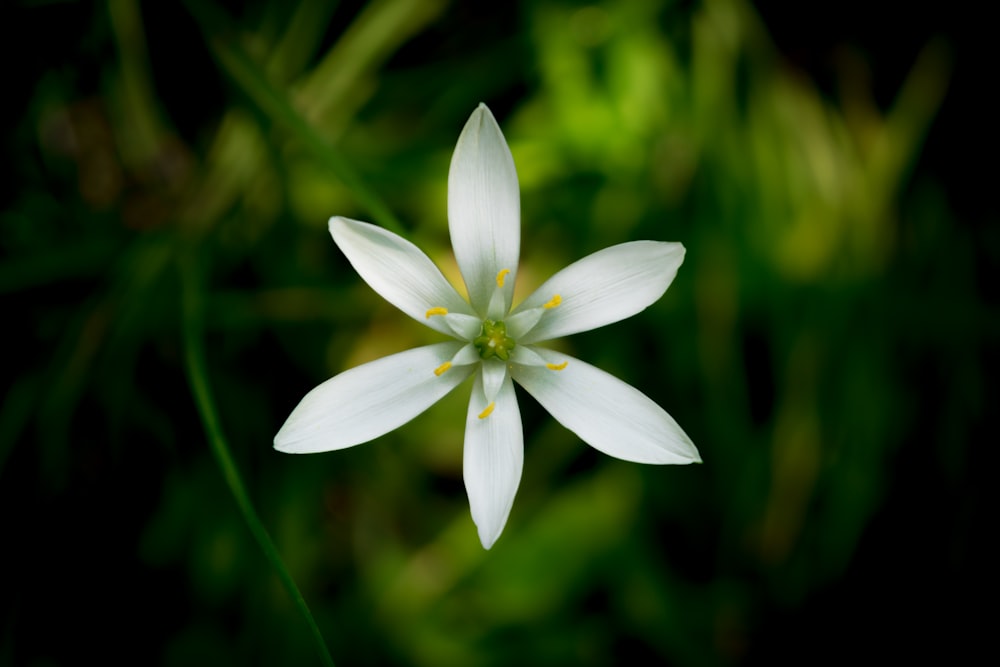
<box><xmin>474</xmin><ymin>320</ymin><xmax>516</xmax><ymax>361</ymax></box>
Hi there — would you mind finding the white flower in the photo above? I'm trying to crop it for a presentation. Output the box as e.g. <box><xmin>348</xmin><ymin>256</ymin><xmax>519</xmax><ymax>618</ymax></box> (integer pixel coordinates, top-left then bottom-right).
<box><xmin>275</xmin><ymin>104</ymin><xmax>700</xmax><ymax>549</ymax></box>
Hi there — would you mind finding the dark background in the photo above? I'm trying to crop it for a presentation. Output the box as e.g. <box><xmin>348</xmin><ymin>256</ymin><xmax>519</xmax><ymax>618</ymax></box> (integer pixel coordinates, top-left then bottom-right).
<box><xmin>2</xmin><ymin>0</ymin><xmax>992</xmax><ymax>664</ymax></box>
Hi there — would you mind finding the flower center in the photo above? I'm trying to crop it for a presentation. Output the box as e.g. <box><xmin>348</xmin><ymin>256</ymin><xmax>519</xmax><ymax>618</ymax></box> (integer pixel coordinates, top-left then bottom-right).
<box><xmin>473</xmin><ymin>320</ymin><xmax>515</xmax><ymax>361</ymax></box>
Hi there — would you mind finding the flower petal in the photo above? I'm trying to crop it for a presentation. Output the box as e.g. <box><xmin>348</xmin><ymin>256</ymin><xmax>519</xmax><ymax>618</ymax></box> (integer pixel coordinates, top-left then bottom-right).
<box><xmin>514</xmin><ymin>241</ymin><xmax>685</xmax><ymax>344</ymax></box>
<box><xmin>511</xmin><ymin>349</ymin><xmax>700</xmax><ymax>465</ymax></box>
<box><xmin>448</xmin><ymin>104</ymin><xmax>520</xmax><ymax>315</ymax></box>
<box><xmin>481</xmin><ymin>358</ymin><xmax>507</xmax><ymax>402</ymax></box>
<box><xmin>464</xmin><ymin>369</ymin><xmax>523</xmax><ymax>549</ymax></box>
<box><xmin>443</xmin><ymin>313</ymin><xmax>482</xmax><ymax>340</ymax></box>
<box><xmin>329</xmin><ymin>217</ymin><xmax>474</xmax><ymax>336</ymax></box>
<box><xmin>275</xmin><ymin>342</ymin><xmax>473</xmax><ymax>453</ymax></box>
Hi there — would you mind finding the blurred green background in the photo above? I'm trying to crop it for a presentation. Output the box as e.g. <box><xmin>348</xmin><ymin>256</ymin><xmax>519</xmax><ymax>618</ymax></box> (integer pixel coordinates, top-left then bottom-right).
<box><xmin>2</xmin><ymin>0</ymin><xmax>992</xmax><ymax>665</ymax></box>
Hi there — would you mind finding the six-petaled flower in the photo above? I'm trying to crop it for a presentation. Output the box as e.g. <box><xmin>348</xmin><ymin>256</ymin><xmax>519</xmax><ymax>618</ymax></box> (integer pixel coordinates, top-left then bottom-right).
<box><xmin>274</xmin><ymin>104</ymin><xmax>700</xmax><ymax>549</ymax></box>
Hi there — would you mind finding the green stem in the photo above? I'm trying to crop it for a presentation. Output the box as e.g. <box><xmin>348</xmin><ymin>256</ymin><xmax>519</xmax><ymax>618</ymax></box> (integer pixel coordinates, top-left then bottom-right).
<box><xmin>180</xmin><ymin>252</ymin><xmax>335</xmax><ymax>667</ymax></box>
<box><xmin>183</xmin><ymin>0</ymin><xmax>406</xmax><ymax>236</ymax></box>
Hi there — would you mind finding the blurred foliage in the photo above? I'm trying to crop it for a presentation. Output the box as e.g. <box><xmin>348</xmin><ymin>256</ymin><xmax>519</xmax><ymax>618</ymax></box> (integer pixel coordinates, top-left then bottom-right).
<box><xmin>1</xmin><ymin>0</ymin><xmax>990</xmax><ymax>665</ymax></box>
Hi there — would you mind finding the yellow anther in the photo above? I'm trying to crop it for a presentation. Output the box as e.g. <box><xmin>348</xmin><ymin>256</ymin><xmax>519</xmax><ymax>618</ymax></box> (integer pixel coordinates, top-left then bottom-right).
<box><xmin>546</xmin><ymin>361</ymin><xmax>568</xmax><ymax>371</ymax></box>
<box><xmin>478</xmin><ymin>402</ymin><xmax>496</xmax><ymax>419</ymax></box>
<box><xmin>496</xmin><ymin>268</ymin><xmax>511</xmax><ymax>288</ymax></box>
<box><xmin>425</xmin><ymin>307</ymin><xmax>448</xmax><ymax>318</ymax></box>
<box><xmin>434</xmin><ymin>361</ymin><xmax>452</xmax><ymax>376</ymax></box>
<box><xmin>543</xmin><ymin>294</ymin><xmax>562</xmax><ymax>309</ymax></box>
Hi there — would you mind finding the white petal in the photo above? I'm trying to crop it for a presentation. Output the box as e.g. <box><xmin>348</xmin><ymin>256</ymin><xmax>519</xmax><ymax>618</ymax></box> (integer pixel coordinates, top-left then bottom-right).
<box><xmin>481</xmin><ymin>358</ymin><xmax>507</xmax><ymax>402</ymax></box>
<box><xmin>448</xmin><ymin>343</ymin><xmax>481</xmax><ymax>367</ymax></box>
<box><xmin>448</xmin><ymin>104</ymin><xmax>520</xmax><ymax>316</ymax></box>
<box><xmin>486</xmin><ymin>283</ymin><xmax>507</xmax><ymax>321</ymax></box>
<box><xmin>505</xmin><ymin>306</ymin><xmax>544</xmax><ymax>339</ymax></box>
<box><xmin>511</xmin><ymin>349</ymin><xmax>700</xmax><ymax>465</ymax></box>
<box><xmin>329</xmin><ymin>217</ymin><xmax>474</xmax><ymax>337</ymax></box>
<box><xmin>443</xmin><ymin>313</ymin><xmax>482</xmax><ymax>340</ymax></box>
<box><xmin>464</xmin><ymin>371</ymin><xmax>523</xmax><ymax>549</ymax></box>
<box><xmin>274</xmin><ymin>342</ymin><xmax>473</xmax><ymax>453</ymax></box>
<box><xmin>509</xmin><ymin>345</ymin><xmax>547</xmax><ymax>367</ymax></box>
<box><xmin>514</xmin><ymin>242</ymin><xmax>685</xmax><ymax>344</ymax></box>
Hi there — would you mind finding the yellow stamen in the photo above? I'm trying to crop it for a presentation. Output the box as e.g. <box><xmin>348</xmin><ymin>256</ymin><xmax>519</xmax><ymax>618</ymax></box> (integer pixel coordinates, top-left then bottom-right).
<box><xmin>478</xmin><ymin>402</ymin><xmax>496</xmax><ymax>419</ymax></box>
<box><xmin>543</xmin><ymin>294</ymin><xmax>562</xmax><ymax>309</ymax></box>
<box><xmin>425</xmin><ymin>307</ymin><xmax>448</xmax><ymax>318</ymax></box>
<box><xmin>434</xmin><ymin>361</ymin><xmax>452</xmax><ymax>376</ymax></box>
<box><xmin>496</xmin><ymin>268</ymin><xmax>511</xmax><ymax>288</ymax></box>
<box><xmin>546</xmin><ymin>361</ymin><xmax>568</xmax><ymax>371</ymax></box>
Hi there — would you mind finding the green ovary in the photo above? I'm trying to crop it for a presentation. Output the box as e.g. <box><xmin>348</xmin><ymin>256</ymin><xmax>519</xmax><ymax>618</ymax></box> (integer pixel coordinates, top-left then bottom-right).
<box><xmin>473</xmin><ymin>320</ymin><xmax>516</xmax><ymax>361</ymax></box>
